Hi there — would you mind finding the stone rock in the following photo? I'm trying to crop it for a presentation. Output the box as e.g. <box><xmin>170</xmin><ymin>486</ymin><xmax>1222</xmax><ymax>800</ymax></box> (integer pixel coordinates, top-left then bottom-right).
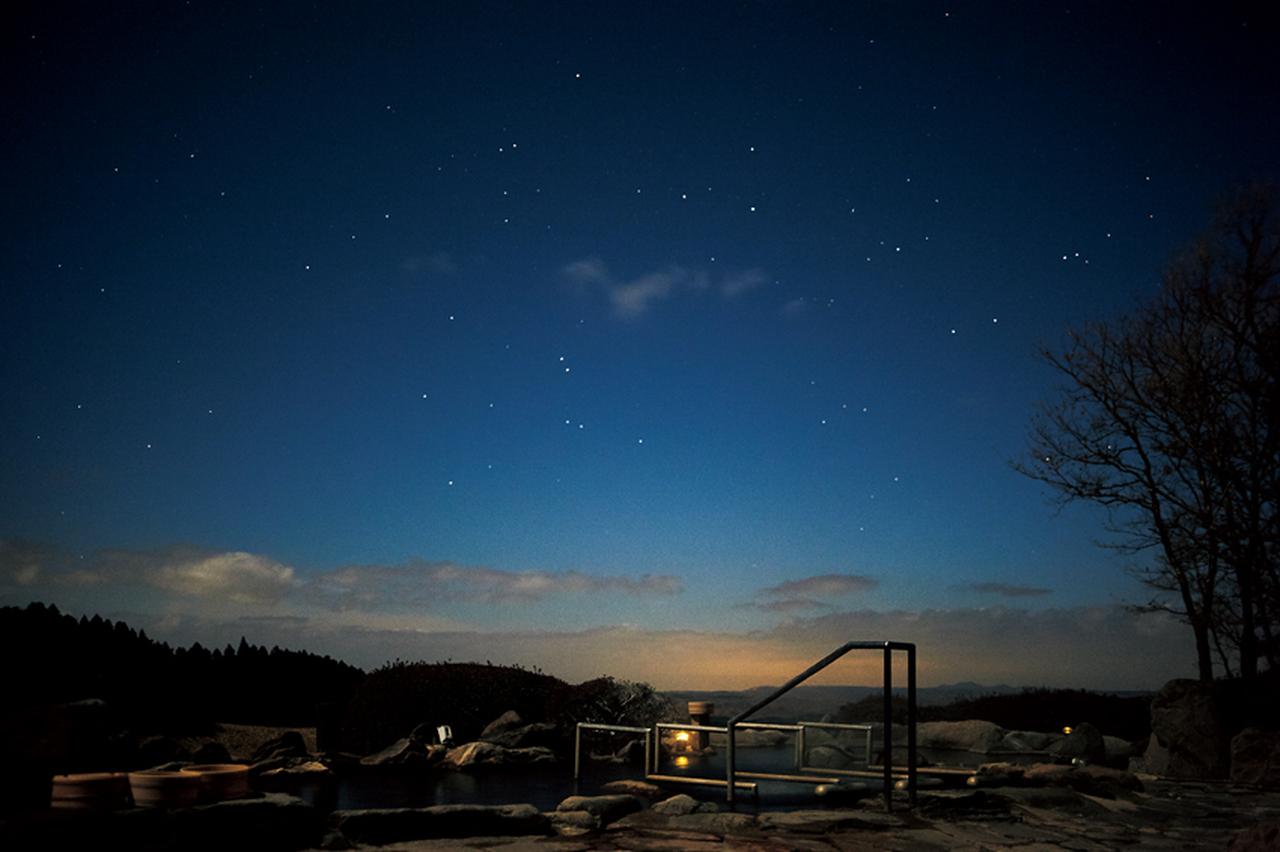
<box><xmin>918</xmin><ymin>720</ymin><xmax>1005</xmax><ymax>753</ymax></box>
<box><xmin>547</xmin><ymin>809</ymin><xmax>598</xmax><ymax>832</ymax></box>
<box><xmin>442</xmin><ymin>741</ymin><xmax>556</xmax><ymax>769</ymax></box>
<box><xmin>259</xmin><ymin>759</ymin><xmax>332</xmax><ymax>778</ymax></box>
<box><xmin>1049</xmin><ymin>721</ymin><xmax>1106</xmax><ymax>764</ymax></box>
<box><xmin>191</xmin><ymin>741</ymin><xmax>232</xmax><ymax>765</ymax></box>
<box><xmin>651</xmin><ymin>794</ymin><xmax>701</xmax><ymax>815</ymax></box>
<box><xmin>1000</xmin><ymin>730</ymin><xmax>1057</xmax><ymax>752</ymax></box>
<box><xmin>970</xmin><ymin>761</ymin><xmax>1026</xmax><ymax>787</ymax></box>
<box><xmin>585</xmin><ymin>741</ymin><xmax>635</xmax><ymax>763</ymax></box>
<box><xmin>733</xmin><ymin>728</ymin><xmax>788</xmax><ymax>748</ymax></box>
<box><xmin>804</xmin><ymin>744</ymin><xmax>861</xmax><ymax>770</ymax></box>
<box><xmin>481</xmin><ymin>710</ymin><xmax>525</xmax><ymax>739</ymax></box>
<box><xmin>555</xmin><ymin>794</ymin><xmax>645</xmax><ymax>825</ymax></box>
<box><xmin>1231</xmin><ymin>728</ymin><xmax>1280</xmax><ymax>788</ymax></box>
<box><xmin>1145</xmin><ymin>678</ymin><xmax>1230</xmax><ymax>779</ymax></box>
<box><xmin>1023</xmin><ymin>762</ymin><xmax>1143</xmax><ymax>797</ymax></box>
<box><xmin>360</xmin><ymin>738</ymin><xmax>445</xmax><ymax>768</ymax></box>
<box><xmin>475</xmin><ymin>710</ymin><xmax>560</xmax><ymax>750</ymax></box>
<box><xmin>137</xmin><ymin>735</ymin><xmax>187</xmax><ymax>767</ymax></box>
<box><xmin>330</xmin><ymin>803</ymin><xmax>549</xmax><ymax>844</ymax></box>
<box><xmin>249</xmin><ymin>731</ymin><xmax>310</xmax><ymax>765</ymax></box>
<box><xmin>1102</xmin><ymin>736</ymin><xmax>1135</xmax><ymax>764</ymax></box>
<box><xmin>757</xmin><ymin>809</ymin><xmax>907</xmax><ymax>833</ymax></box>
<box><xmin>599</xmin><ymin>779</ymin><xmax>665</xmax><ymax>799</ymax></box>
<box><xmin>664</xmin><ymin>812</ymin><xmax>757</xmax><ymax>834</ymax></box>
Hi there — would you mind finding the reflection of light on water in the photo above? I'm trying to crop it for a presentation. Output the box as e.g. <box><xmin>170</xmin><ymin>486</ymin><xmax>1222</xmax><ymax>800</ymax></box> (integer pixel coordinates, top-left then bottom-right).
<box><xmin>674</xmin><ymin>756</ymin><xmax>690</xmax><ymax>768</ymax></box>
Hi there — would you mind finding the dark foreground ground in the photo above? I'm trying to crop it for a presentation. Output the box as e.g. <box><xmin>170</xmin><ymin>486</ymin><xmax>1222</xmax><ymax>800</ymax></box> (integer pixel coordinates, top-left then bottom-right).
<box><xmin>317</xmin><ymin>779</ymin><xmax>1280</xmax><ymax>851</ymax></box>
<box><xmin>7</xmin><ymin>775</ymin><xmax>1279</xmax><ymax>851</ymax></box>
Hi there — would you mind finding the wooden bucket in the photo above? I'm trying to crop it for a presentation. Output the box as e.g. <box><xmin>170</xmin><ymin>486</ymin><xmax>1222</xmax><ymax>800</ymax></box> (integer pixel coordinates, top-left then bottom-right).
<box><xmin>187</xmin><ymin>763</ymin><xmax>251</xmax><ymax>801</ymax></box>
<box><xmin>50</xmin><ymin>772</ymin><xmax>132</xmax><ymax>810</ymax></box>
<box><xmin>128</xmin><ymin>769</ymin><xmax>203</xmax><ymax>808</ymax></box>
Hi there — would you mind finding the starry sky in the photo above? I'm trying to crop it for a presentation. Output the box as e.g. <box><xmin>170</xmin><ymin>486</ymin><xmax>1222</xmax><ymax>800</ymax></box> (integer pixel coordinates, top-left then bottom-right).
<box><xmin>3</xmin><ymin>1</ymin><xmax>1277</xmax><ymax>690</ymax></box>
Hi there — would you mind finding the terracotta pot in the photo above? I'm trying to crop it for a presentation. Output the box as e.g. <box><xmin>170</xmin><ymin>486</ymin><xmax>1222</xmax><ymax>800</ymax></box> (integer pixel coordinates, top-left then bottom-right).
<box><xmin>50</xmin><ymin>772</ymin><xmax>132</xmax><ymax>810</ymax></box>
<box><xmin>128</xmin><ymin>769</ymin><xmax>203</xmax><ymax>808</ymax></box>
<box><xmin>186</xmin><ymin>763</ymin><xmax>251</xmax><ymax>801</ymax></box>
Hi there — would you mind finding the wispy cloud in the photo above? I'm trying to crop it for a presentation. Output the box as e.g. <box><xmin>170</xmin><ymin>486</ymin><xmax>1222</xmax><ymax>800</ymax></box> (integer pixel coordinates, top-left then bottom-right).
<box><xmin>721</xmin><ymin>268</ymin><xmax>769</xmax><ymax>299</ymax></box>
<box><xmin>149</xmin><ymin>552</ymin><xmax>296</xmax><ymax>604</ymax></box>
<box><xmin>781</xmin><ymin>297</ymin><xmax>811</xmax><ymax>317</ymax></box>
<box><xmin>561</xmin><ymin>258</ymin><xmax>767</xmax><ymax>319</ymax></box>
<box><xmin>312</xmin><ymin>560</ymin><xmax>683</xmax><ymax>610</ymax></box>
<box><xmin>736</xmin><ymin>597</ymin><xmax>832</xmax><ymax>614</ymax></box>
<box><xmin>86</xmin><ymin>546</ymin><xmax>297</xmax><ymax>604</ymax></box>
<box><xmin>0</xmin><ymin>539</ymin><xmax>682</xmax><ymax>615</ymax></box>
<box><xmin>114</xmin><ymin>604</ymin><xmax>1193</xmax><ymax>691</ymax></box>
<box><xmin>964</xmin><ymin>582</ymin><xmax>1053</xmax><ymax>598</ymax></box>
<box><xmin>759</xmin><ymin>574</ymin><xmax>878</xmax><ymax>599</ymax></box>
<box><xmin>743</xmin><ymin>573</ymin><xmax>878</xmax><ymax>616</ymax></box>
<box><xmin>0</xmin><ymin>538</ymin><xmax>48</xmax><ymax>587</ymax></box>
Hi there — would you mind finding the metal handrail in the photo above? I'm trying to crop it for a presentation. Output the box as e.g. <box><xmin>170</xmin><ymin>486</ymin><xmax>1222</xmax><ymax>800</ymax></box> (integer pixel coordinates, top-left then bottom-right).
<box><xmin>725</xmin><ymin>640</ymin><xmax>916</xmax><ymax>808</ymax></box>
<box><xmin>796</xmin><ymin>721</ymin><xmax>873</xmax><ymax>776</ymax></box>
<box><xmin>573</xmin><ymin>723</ymin><xmax>653</xmax><ymax>779</ymax></box>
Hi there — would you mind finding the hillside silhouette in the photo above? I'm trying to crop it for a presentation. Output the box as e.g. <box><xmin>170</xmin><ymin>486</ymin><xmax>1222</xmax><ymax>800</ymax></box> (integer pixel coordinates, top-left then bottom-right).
<box><xmin>1</xmin><ymin>602</ymin><xmax>364</xmax><ymax>731</ymax></box>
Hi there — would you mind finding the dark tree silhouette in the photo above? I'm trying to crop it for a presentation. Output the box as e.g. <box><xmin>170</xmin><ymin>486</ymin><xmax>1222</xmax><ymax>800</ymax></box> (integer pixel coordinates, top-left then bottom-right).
<box><xmin>1018</xmin><ymin>184</ymin><xmax>1279</xmax><ymax>682</ymax></box>
<box><xmin>0</xmin><ymin>602</ymin><xmax>365</xmax><ymax>729</ymax></box>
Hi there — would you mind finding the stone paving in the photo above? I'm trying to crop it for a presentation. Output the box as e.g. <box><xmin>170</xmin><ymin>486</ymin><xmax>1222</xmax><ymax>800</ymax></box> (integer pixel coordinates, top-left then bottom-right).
<box><xmin>335</xmin><ymin>779</ymin><xmax>1280</xmax><ymax>851</ymax></box>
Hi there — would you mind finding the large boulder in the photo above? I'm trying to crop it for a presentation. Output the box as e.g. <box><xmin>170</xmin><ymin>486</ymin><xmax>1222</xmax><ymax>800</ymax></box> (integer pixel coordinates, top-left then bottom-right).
<box><xmin>1000</xmin><ymin>730</ymin><xmax>1058</xmax><ymax>752</ymax></box>
<box><xmin>478</xmin><ymin>710</ymin><xmax>559</xmax><ymax>750</ymax></box>
<box><xmin>442</xmin><ymin>740</ymin><xmax>555</xmax><ymax>769</ymax></box>
<box><xmin>1143</xmin><ymin>679</ymin><xmax>1230</xmax><ymax>779</ymax></box>
<box><xmin>650</xmin><ymin>793</ymin><xmax>702</xmax><ymax>815</ymax></box>
<box><xmin>555</xmin><ymin>794</ymin><xmax>645</xmax><ymax>826</ymax></box>
<box><xmin>191</xmin><ymin>741</ymin><xmax>232</xmax><ymax>765</ymax></box>
<box><xmin>1102</xmin><ymin>736</ymin><xmax>1136</xmax><ymax>766</ymax></box>
<box><xmin>360</xmin><ymin>738</ymin><xmax>446</xmax><ymax>768</ymax></box>
<box><xmin>1023</xmin><ymin>762</ymin><xmax>1143</xmax><ymax>797</ymax></box>
<box><xmin>734</xmin><ymin>728</ymin><xmax>788</xmax><ymax>748</ymax></box>
<box><xmin>1231</xmin><ymin>728</ymin><xmax>1280</xmax><ymax>788</ymax></box>
<box><xmin>600</xmin><ymin>779</ymin><xmax>665</xmax><ymax>799</ymax></box>
<box><xmin>805</xmin><ymin>744</ymin><xmax>862</xmax><ymax>770</ymax></box>
<box><xmin>1049</xmin><ymin>721</ymin><xmax>1106</xmax><ymax>764</ymax></box>
<box><xmin>249</xmin><ymin>731</ymin><xmax>310</xmax><ymax>764</ymax></box>
<box><xmin>918</xmin><ymin>720</ymin><xmax>1005</xmax><ymax>753</ymax></box>
<box><xmin>137</xmin><ymin>735</ymin><xmax>187</xmax><ymax>767</ymax></box>
<box><xmin>479</xmin><ymin>710</ymin><xmax>524</xmax><ymax>740</ymax></box>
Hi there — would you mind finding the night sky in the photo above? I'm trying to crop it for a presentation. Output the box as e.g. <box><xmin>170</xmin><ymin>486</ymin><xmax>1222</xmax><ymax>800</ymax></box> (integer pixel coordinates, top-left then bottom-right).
<box><xmin>3</xmin><ymin>2</ymin><xmax>1277</xmax><ymax>689</ymax></box>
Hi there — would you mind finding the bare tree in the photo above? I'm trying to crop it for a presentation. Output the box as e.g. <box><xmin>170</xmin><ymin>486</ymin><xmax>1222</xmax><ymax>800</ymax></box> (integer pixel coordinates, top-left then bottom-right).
<box><xmin>1018</xmin><ymin>184</ymin><xmax>1278</xmax><ymax>682</ymax></box>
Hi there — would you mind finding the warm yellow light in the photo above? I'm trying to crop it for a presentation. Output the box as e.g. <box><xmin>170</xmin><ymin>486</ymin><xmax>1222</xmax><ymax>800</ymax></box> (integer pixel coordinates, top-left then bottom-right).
<box><xmin>674</xmin><ymin>731</ymin><xmax>691</xmax><ymax>743</ymax></box>
<box><xmin>674</xmin><ymin>755</ymin><xmax>690</xmax><ymax>768</ymax></box>
<box><xmin>1062</xmin><ymin>726</ymin><xmax>1073</xmax><ymax>735</ymax></box>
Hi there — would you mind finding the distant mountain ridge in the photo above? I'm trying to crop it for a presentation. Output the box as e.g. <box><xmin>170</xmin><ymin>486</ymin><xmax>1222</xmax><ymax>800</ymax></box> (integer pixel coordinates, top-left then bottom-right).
<box><xmin>664</xmin><ymin>682</ymin><xmax>1148</xmax><ymax>722</ymax></box>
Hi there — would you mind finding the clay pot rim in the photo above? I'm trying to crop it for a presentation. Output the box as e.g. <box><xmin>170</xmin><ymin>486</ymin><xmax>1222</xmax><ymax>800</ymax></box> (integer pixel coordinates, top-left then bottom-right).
<box><xmin>186</xmin><ymin>763</ymin><xmax>249</xmax><ymax>774</ymax></box>
<box><xmin>128</xmin><ymin>769</ymin><xmax>203</xmax><ymax>779</ymax></box>
<box><xmin>53</xmin><ymin>772</ymin><xmax>129</xmax><ymax>783</ymax></box>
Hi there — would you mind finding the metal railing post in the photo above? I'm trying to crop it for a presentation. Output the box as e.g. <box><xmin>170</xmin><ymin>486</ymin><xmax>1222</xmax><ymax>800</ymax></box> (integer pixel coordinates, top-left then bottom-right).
<box><xmin>907</xmin><ymin>643</ymin><xmax>917</xmax><ymax>806</ymax></box>
<box><xmin>882</xmin><ymin>643</ymin><xmax>893</xmax><ymax>810</ymax></box>
<box><xmin>726</xmin><ymin>720</ymin><xmax>737</xmax><ymax>805</ymax></box>
<box><xmin>573</xmin><ymin>723</ymin><xmax>582</xmax><ymax>781</ymax></box>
